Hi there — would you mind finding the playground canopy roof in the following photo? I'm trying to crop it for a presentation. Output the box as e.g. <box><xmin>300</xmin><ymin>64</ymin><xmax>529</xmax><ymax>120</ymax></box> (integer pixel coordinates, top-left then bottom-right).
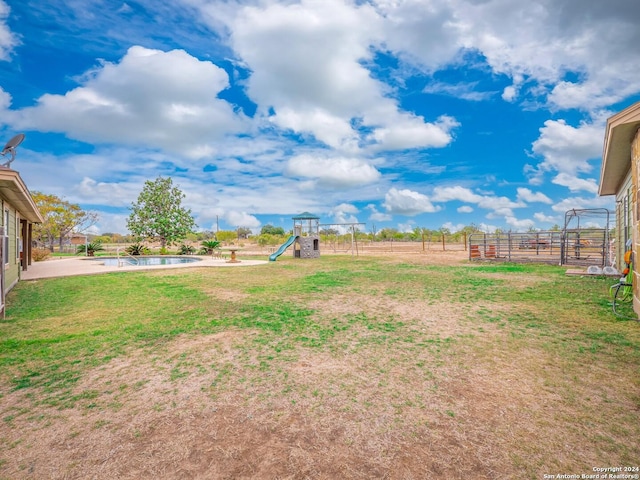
<box><xmin>292</xmin><ymin>212</ymin><xmax>319</xmax><ymax>220</ymax></box>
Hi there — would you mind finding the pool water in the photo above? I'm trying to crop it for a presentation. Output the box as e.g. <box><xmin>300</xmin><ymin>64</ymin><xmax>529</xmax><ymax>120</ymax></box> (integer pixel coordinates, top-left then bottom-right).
<box><xmin>97</xmin><ymin>256</ymin><xmax>203</xmax><ymax>267</ymax></box>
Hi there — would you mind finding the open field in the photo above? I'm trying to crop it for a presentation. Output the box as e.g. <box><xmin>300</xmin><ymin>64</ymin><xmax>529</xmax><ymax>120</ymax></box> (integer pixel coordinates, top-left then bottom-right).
<box><xmin>1</xmin><ymin>253</ymin><xmax>639</xmax><ymax>479</ymax></box>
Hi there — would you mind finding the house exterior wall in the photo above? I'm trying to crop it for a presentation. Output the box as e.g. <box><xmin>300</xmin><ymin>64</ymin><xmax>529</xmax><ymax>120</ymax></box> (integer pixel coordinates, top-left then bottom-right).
<box><xmin>2</xmin><ymin>200</ymin><xmax>20</xmax><ymax>293</ymax></box>
<box><xmin>614</xmin><ymin>172</ymin><xmax>633</xmax><ymax>271</ymax></box>
<box><xmin>632</xmin><ymin>130</ymin><xmax>640</xmax><ymax>315</ymax></box>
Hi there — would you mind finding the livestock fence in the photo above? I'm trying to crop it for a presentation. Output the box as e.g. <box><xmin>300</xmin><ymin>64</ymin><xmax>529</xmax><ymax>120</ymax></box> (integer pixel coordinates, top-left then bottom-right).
<box><xmin>468</xmin><ymin>209</ymin><xmax>613</xmax><ymax>267</ymax></box>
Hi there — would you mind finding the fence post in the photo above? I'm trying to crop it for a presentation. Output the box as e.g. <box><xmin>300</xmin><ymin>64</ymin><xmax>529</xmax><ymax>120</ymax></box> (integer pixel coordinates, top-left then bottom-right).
<box><xmin>442</xmin><ymin>235</ymin><xmax>445</xmax><ymax>251</ymax></box>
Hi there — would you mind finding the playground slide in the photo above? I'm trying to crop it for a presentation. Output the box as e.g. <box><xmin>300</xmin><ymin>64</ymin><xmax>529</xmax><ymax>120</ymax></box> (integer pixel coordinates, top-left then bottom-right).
<box><xmin>269</xmin><ymin>235</ymin><xmax>298</xmax><ymax>262</ymax></box>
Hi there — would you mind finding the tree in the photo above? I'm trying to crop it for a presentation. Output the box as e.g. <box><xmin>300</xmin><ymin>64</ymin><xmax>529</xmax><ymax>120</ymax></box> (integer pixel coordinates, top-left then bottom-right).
<box><xmin>127</xmin><ymin>177</ymin><xmax>197</xmax><ymax>249</ymax></box>
<box><xmin>32</xmin><ymin>192</ymin><xmax>99</xmax><ymax>251</ymax></box>
<box><xmin>260</xmin><ymin>224</ymin><xmax>285</xmax><ymax>236</ymax></box>
<box><xmin>236</xmin><ymin>227</ymin><xmax>252</xmax><ymax>239</ymax></box>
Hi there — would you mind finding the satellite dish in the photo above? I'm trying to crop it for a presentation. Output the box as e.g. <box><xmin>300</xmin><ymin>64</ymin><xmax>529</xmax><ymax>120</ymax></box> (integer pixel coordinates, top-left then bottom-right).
<box><xmin>1</xmin><ymin>133</ymin><xmax>26</xmax><ymax>168</ymax></box>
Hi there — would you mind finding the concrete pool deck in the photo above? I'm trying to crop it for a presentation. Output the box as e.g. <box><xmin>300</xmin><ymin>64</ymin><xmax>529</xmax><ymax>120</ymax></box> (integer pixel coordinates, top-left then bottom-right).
<box><xmin>21</xmin><ymin>255</ymin><xmax>269</xmax><ymax>280</ymax></box>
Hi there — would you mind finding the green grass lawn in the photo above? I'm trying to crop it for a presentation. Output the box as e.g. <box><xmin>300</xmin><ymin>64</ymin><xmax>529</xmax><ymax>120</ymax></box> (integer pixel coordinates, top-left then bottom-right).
<box><xmin>1</xmin><ymin>256</ymin><xmax>639</xmax><ymax>479</ymax></box>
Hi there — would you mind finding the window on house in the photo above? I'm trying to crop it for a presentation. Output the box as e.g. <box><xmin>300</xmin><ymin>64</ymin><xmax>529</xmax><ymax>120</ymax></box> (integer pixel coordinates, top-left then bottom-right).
<box><xmin>4</xmin><ymin>209</ymin><xmax>9</xmax><ymax>266</ymax></box>
<box><xmin>624</xmin><ymin>187</ymin><xmax>633</xmax><ymax>250</ymax></box>
<box><xmin>15</xmin><ymin>212</ymin><xmax>19</xmax><ymax>261</ymax></box>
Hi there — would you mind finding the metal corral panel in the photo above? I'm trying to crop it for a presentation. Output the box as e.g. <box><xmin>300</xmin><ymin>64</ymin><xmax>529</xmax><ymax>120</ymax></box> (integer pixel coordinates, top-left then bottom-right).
<box><xmin>469</xmin><ymin>230</ymin><xmax>610</xmax><ymax>267</ymax></box>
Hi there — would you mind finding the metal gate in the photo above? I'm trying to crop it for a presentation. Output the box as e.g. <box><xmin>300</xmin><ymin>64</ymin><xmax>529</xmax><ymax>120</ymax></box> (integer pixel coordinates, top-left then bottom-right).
<box><xmin>560</xmin><ymin>209</ymin><xmax>611</xmax><ymax>267</ymax></box>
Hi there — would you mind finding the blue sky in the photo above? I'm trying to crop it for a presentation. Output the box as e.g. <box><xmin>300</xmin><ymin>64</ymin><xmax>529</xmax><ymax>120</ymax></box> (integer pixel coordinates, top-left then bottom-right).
<box><xmin>1</xmin><ymin>0</ymin><xmax>640</xmax><ymax>235</ymax></box>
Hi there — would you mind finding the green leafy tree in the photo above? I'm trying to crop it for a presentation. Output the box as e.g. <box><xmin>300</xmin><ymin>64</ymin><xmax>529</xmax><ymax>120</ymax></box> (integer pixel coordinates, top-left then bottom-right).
<box><xmin>236</xmin><ymin>227</ymin><xmax>252</xmax><ymax>239</ymax></box>
<box><xmin>32</xmin><ymin>192</ymin><xmax>99</xmax><ymax>251</ymax></box>
<box><xmin>460</xmin><ymin>224</ymin><xmax>482</xmax><ymax>235</ymax></box>
<box><xmin>378</xmin><ymin>228</ymin><xmax>399</xmax><ymax>240</ymax></box>
<box><xmin>260</xmin><ymin>224</ymin><xmax>285</xmax><ymax>236</ymax></box>
<box><xmin>216</xmin><ymin>230</ymin><xmax>238</xmax><ymax>243</ymax></box>
<box><xmin>126</xmin><ymin>177</ymin><xmax>197</xmax><ymax>249</ymax></box>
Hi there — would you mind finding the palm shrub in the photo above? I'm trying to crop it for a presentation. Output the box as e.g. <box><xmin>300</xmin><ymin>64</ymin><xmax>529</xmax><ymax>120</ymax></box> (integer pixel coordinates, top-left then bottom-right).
<box><xmin>125</xmin><ymin>243</ymin><xmax>150</xmax><ymax>256</ymax></box>
<box><xmin>178</xmin><ymin>244</ymin><xmax>196</xmax><ymax>255</ymax></box>
<box><xmin>201</xmin><ymin>240</ymin><xmax>221</xmax><ymax>255</ymax></box>
<box><xmin>76</xmin><ymin>241</ymin><xmax>104</xmax><ymax>257</ymax></box>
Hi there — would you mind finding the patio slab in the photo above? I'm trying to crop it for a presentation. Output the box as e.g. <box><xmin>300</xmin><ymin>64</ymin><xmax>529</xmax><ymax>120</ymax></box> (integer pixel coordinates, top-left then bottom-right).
<box><xmin>21</xmin><ymin>255</ymin><xmax>269</xmax><ymax>280</ymax></box>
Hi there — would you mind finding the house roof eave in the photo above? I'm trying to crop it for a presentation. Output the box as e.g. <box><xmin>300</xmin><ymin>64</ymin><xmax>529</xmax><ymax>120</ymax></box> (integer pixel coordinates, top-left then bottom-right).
<box><xmin>600</xmin><ymin>102</ymin><xmax>640</xmax><ymax>196</ymax></box>
<box><xmin>0</xmin><ymin>168</ymin><xmax>44</xmax><ymax>223</ymax></box>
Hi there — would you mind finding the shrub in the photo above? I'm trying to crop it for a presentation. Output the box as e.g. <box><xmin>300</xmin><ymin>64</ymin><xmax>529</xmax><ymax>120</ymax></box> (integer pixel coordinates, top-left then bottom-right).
<box><xmin>126</xmin><ymin>243</ymin><xmax>150</xmax><ymax>256</ymax></box>
<box><xmin>178</xmin><ymin>244</ymin><xmax>196</xmax><ymax>255</ymax></box>
<box><xmin>32</xmin><ymin>248</ymin><xmax>51</xmax><ymax>262</ymax></box>
<box><xmin>201</xmin><ymin>240</ymin><xmax>221</xmax><ymax>255</ymax></box>
<box><xmin>76</xmin><ymin>241</ymin><xmax>104</xmax><ymax>256</ymax></box>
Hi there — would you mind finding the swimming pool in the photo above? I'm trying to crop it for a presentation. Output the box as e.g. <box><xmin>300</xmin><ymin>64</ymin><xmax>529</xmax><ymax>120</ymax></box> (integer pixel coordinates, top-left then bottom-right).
<box><xmin>96</xmin><ymin>256</ymin><xmax>203</xmax><ymax>267</ymax></box>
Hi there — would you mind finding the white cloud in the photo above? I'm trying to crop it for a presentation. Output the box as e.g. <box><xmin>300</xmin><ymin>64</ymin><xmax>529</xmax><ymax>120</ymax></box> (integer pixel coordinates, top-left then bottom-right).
<box><xmin>0</xmin><ymin>1</ymin><xmax>18</xmax><ymax>61</ymax></box>
<box><xmin>533</xmin><ymin>212</ymin><xmax>559</xmax><ymax>224</ymax></box>
<box><xmin>551</xmin><ymin>195</ymin><xmax>615</xmax><ymax>213</ymax></box>
<box><xmin>458</xmin><ymin>1</ymin><xmax>640</xmax><ymax>110</ymax></box>
<box><xmin>332</xmin><ymin>203</ymin><xmax>359</xmax><ymax>215</ymax></box>
<box><xmin>370</xmin><ymin>211</ymin><xmax>392</xmax><ymax>222</ymax></box>
<box><xmin>286</xmin><ymin>154</ymin><xmax>381</xmax><ymax>187</ymax></box>
<box><xmin>224</xmin><ymin>210</ymin><xmax>261</xmax><ymax>229</ymax></box>
<box><xmin>398</xmin><ymin>221</ymin><xmax>416</xmax><ymax>233</ymax></box>
<box><xmin>432</xmin><ymin>185</ymin><xmax>523</xmax><ymax>216</ymax></box>
<box><xmin>531</xmin><ymin>119</ymin><xmax>603</xmax><ymax>176</ymax></box>
<box><xmin>77</xmin><ymin>177</ymin><xmax>141</xmax><ymax>207</ymax></box>
<box><xmin>501</xmin><ymin>85</ymin><xmax>517</xmax><ymax>102</ymax></box>
<box><xmin>457</xmin><ymin>205</ymin><xmax>473</xmax><ymax>213</ymax></box>
<box><xmin>375</xmin><ymin>0</ymin><xmax>462</xmax><ymax>69</ymax></box>
<box><xmin>551</xmin><ymin>173</ymin><xmax>598</xmax><ymax>193</ymax></box>
<box><xmin>273</xmin><ymin>108</ymin><xmax>360</xmax><ymax>152</ymax></box>
<box><xmin>432</xmin><ymin>185</ymin><xmax>483</xmax><ymax>203</ymax></box>
<box><xmin>371</xmin><ymin>114</ymin><xmax>459</xmax><ymax>151</ymax></box>
<box><xmin>383</xmin><ymin>188</ymin><xmax>440</xmax><ymax>215</ymax></box>
<box><xmin>516</xmin><ymin>187</ymin><xmax>553</xmax><ymax>204</ymax></box>
<box><xmin>93</xmin><ymin>213</ymin><xmax>130</xmax><ymax>235</ymax></box>
<box><xmin>478</xmin><ymin>223</ymin><xmax>500</xmax><ymax>234</ymax></box>
<box><xmin>505</xmin><ymin>216</ymin><xmax>534</xmax><ymax>231</ymax></box>
<box><xmin>12</xmin><ymin>46</ymin><xmax>247</xmax><ymax>158</ymax></box>
<box><xmin>423</xmin><ymin>81</ymin><xmax>495</xmax><ymax>102</ymax></box>
<box><xmin>330</xmin><ymin>203</ymin><xmax>361</xmax><ymax>227</ymax></box>
<box><xmin>228</xmin><ymin>0</ymin><xmax>457</xmax><ymax>153</ymax></box>
<box><xmin>442</xmin><ymin>222</ymin><xmax>466</xmax><ymax>233</ymax></box>
<box><xmin>366</xmin><ymin>204</ymin><xmax>392</xmax><ymax>222</ymax></box>
<box><xmin>358</xmin><ymin>0</ymin><xmax>636</xmax><ymax>113</ymax></box>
